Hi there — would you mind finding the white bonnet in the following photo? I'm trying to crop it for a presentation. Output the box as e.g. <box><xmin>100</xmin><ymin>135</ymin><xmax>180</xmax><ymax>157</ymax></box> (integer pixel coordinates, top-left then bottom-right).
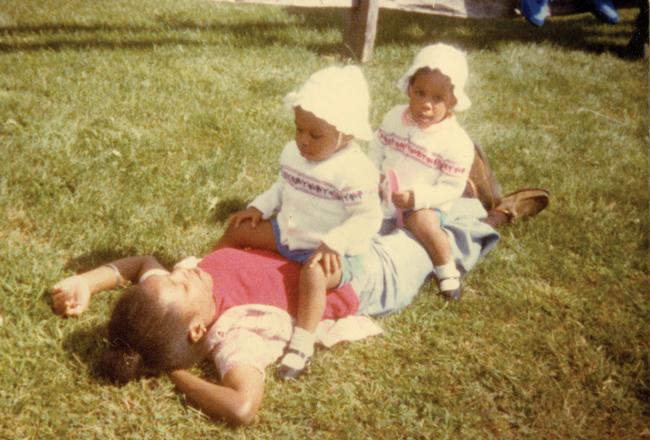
<box><xmin>397</xmin><ymin>43</ymin><xmax>471</xmax><ymax>112</ymax></box>
<box><xmin>284</xmin><ymin>65</ymin><xmax>373</xmax><ymax>141</ymax></box>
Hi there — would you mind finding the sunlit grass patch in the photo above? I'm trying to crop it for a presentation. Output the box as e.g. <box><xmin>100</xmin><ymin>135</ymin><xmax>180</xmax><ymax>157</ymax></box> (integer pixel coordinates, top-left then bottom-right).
<box><xmin>1</xmin><ymin>1</ymin><xmax>648</xmax><ymax>438</ymax></box>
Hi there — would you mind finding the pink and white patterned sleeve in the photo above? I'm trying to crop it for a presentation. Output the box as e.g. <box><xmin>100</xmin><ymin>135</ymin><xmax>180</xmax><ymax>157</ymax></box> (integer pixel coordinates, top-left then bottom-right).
<box><xmin>206</xmin><ymin>305</ymin><xmax>293</xmax><ymax>379</ymax></box>
<box><xmin>204</xmin><ymin>305</ymin><xmax>383</xmax><ymax>379</ymax></box>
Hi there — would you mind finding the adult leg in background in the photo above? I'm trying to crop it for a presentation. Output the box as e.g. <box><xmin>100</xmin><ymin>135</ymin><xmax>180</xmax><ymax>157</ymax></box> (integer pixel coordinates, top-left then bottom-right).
<box><xmin>464</xmin><ymin>142</ymin><xmax>549</xmax><ymax>228</ymax></box>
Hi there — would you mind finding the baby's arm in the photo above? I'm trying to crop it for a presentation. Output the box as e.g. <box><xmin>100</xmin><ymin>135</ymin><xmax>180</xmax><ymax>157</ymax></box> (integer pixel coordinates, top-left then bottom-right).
<box><xmin>324</xmin><ymin>197</ymin><xmax>383</xmax><ymax>254</ymax></box>
<box><xmin>225</xmin><ymin>143</ymin><xmax>294</xmax><ymax>227</ymax></box>
<box><xmin>227</xmin><ymin>206</ymin><xmax>263</xmax><ymax>228</ymax></box>
<box><xmin>248</xmin><ymin>174</ymin><xmax>283</xmax><ymax>218</ymax></box>
<box><xmin>410</xmin><ymin>170</ymin><xmax>469</xmax><ymax>210</ymax></box>
<box><xmin>367</xmin><ymin>129</ymin><xmax>387</xmax><ymax>172</ymax></box>
<box><xmin>368</xmin><ymin>107</ymin><xmax>403</xmax><ymax>172</ymax></box>
<box><xmin>243</xmin><ymin>142</ymin><xmax>300</xmax><ymax>221</ymax></box>
<box><xmin>225</xmin><ymin>177</ymin><xmax>281</xmax><ymax>229</ymax></box>
<box><xmin>51</xmin><ymin>255</ymin><xmax>164</xmax><ymax>317</ymax></box>
<box><xmin>169</xmin><ymin>365</ymin><xmax>264</xmax><ymax>426</ymax></box>
<box><xmin>410</xmin><ymin>140</ymin><xmax>474</xmax><ymax>210</ymax></box>
<box><xmin>321</xmin><ymin>169</ymin><xmax>383</xmax><ymax>255</ymax></box>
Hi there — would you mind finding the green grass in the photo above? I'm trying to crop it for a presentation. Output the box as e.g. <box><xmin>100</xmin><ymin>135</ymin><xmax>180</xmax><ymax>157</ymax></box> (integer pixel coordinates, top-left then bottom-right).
<box><xmin>1</xmin><ymin>1</ymin><xmax>648</xmax><ymax>438</ymax></box>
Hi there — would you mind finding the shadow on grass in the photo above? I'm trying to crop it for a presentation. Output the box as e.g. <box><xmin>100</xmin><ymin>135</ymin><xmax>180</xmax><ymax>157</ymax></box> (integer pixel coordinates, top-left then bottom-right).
<box><xmin>61</xmin><ymin>322</ymin><xmax>222</xmax><ymax>388</ymax></box>
<box><xmin>290</xmin><ymin>7</ymin><xmax>639</xmax><ymax>57</ymax></box>
<box><xmin>0</xmin><ymin>6</ymin><xmax>640</xmax><ymax>58</ymax></box>
<box><xmin>209</xmin><ymin>197</ymin><xmax>248</xmax><ymax>223</ymax></box>
<box><xmin>61</xmin><ymin>323</ymin><xmax>167</xmax><ymax>386</ymax></box>
<box><xmin>62</xmin><ymin>248</ymin><xmax>181</xmax><ymax>273</ymax></box>
<box><xmin>61</xmin><ymin>323</ymin><xmax>113</xmax><ymax>382</ymax></box>
<box><xmin>63</xmin><ymin>248</ymin><xmax>138</xmax><ymax>273</ymax></box>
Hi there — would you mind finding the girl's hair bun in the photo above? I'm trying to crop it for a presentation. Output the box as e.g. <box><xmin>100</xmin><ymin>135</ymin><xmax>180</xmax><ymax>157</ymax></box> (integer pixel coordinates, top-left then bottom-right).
<box><xmin>98</xmin><ymin>345</ymin><xmax>148</xmax><ymax>385</ymax></box>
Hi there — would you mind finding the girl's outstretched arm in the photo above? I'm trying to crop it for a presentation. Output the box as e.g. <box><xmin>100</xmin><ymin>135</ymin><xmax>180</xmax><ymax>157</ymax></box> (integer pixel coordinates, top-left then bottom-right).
<box><xmin>51</xmin><ymin>255</ymin><xmax>164</xmax><ymax>317</ymax></box>
<box><xmin>169</xmin><ymin>365</ymin><xmax>264</xmax><ymax>426</ymax></box>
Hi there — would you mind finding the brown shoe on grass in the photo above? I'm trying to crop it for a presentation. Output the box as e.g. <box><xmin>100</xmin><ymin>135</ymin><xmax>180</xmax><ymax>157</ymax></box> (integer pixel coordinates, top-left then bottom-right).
<box><xmin>493</xmin><ymin>188</ymin><xmax>550</xmax><ymax>223</ymax></box>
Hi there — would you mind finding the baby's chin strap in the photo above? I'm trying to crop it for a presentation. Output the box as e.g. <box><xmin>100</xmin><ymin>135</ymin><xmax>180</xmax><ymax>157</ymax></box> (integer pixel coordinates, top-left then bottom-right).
<box><xmin>336</xmin><ymin>131</ymin><xmax>352</xmax><ymax>150</ymax></box>
<box><xmin>336</xmin><ymin>132</ymin><xmax>343</xmax><ymax>149</ymax></box>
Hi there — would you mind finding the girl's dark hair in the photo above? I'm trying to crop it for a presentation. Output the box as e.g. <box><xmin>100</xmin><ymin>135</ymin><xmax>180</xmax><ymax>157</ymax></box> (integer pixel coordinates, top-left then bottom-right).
<box><xmin>98</xmin><ymin>284</ymin><xmax>200</xmax><ymax>385</ymax></box>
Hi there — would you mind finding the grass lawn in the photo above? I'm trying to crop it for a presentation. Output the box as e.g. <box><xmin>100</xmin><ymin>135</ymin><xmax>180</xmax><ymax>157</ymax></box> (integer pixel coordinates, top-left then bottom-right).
<box><xmin>1</xmin><ymin>0</ymin><xmax>648</xmax><ymax>438</ymax></box>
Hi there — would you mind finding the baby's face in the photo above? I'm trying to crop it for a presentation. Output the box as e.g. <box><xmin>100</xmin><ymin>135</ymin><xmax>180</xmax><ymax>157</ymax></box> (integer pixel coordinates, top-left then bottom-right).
<box><xmin>293</xmin><ymin>106</ymin><xmax>344</xmax><ymax>162</ymax></box>
<box><xmin>407</xmin><ymin>69</ymin><xmax>456</xmax><ymax>129</ymax></box>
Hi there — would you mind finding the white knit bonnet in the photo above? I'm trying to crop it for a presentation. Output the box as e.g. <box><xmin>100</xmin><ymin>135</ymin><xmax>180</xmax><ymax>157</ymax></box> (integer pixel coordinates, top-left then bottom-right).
<box><xmin>397</xmin><ymin>43</ymin><xmax>471</xmax><ymax>112</ymax></box>
<box><xmin>284</xmin><ymin>65</ymin><xmax>373</xmax><ymax>141</ymax></box>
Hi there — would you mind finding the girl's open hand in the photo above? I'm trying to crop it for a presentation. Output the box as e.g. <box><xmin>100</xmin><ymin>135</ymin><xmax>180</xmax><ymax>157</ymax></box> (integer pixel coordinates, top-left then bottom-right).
<box><xmin>51</xmin><ymin>275</ymin><xmax>91</xmax><ymax>317</ymax></box>
<box><xmin>227</xmin><ymin>207</ymin><xmax>263</xmax><ymax>228</ymax></box>
<box><xmin>307</xmin><ymin>243</ymin><xmax>341</xmax><ymax>275</ymax></box>
<box><xmin>392</xmin><ymin>190</ymin><xmax>414</xmax><ymax>209</ymax></box>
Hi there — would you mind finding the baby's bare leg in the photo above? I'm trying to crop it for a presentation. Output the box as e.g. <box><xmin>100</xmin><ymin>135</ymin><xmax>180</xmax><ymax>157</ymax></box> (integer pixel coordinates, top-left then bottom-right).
<box><xmin>405</xmin><ymin>209</ymin><xmax>462</xmax><ymax>300</ymax></box>
<box><xmin>278</xmin><ymin>263</ymin><xmax>341</xmax><ymax>380</ymax></box>
<box><xmin>215</xmin><ymin>220</ymin><xmax>277</xmax><ymax>252</ymax></box>
<box><xmin>296</xmin><ymin>263</ymin><xmax>342</xmax><ymax>332</ymax></box>
<box><xmin>404</xmin><ymin>209</ymin><xmax>451</xmax><ymax>266</ymax></box>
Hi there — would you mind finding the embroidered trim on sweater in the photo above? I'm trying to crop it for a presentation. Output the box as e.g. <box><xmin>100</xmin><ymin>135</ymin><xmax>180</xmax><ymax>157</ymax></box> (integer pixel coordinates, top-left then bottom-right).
<box><xmin>377</xmin><ymin>129</ymin><xmax>467</xmax><ymax>176</ymax></box>
<box><xmin>281</xmin><ymin>165</ymin><xmax>371</xmax><ymax>204</ymax></box>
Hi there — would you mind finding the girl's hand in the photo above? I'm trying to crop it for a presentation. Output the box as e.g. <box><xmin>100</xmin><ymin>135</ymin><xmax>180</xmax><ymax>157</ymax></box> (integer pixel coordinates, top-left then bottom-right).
<box><xmin>173</xmin><ymin>256</ymin><xmax>201</xmax><ymax>271</ymax></box>
<box><xmin>227</xmin><ymin>207</ymin><xmax>263</xmax><ymax>228</ymax></box>
<box><xmin>307</xmin><ymin>243</ymin><xmax>341</xmax><ymax>275</ymax></box>
<box><xmin>51</xmin><ymin>275</ymin><xmax>91</xmax><ymax>317</ymax></box>
<box><xmin>392</xmin><ymin>190</ymin><xmax>414</xmax><ymax>209</ymax></box>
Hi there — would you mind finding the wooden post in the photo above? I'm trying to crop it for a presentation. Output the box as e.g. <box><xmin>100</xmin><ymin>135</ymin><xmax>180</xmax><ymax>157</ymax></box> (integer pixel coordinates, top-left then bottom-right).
<box><xmin>342</xmin><ymin>0</ymin><xmax>380</xmax><ymax>63</ymax></box>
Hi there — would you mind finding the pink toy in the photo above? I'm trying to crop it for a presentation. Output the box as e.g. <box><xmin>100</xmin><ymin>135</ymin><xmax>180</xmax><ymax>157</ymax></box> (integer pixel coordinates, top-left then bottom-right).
<box><xmin>386</xmin><ymin>169</ymin><xmax>404</xmax><ymax>228</ymax></box>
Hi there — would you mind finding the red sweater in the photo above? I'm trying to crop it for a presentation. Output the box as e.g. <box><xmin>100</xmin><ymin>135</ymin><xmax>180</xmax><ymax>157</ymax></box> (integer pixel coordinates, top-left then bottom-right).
<box><xmin>197</xmin><ymin>248</ymin><xmax>359</xmax><ymax>320</ymax></box>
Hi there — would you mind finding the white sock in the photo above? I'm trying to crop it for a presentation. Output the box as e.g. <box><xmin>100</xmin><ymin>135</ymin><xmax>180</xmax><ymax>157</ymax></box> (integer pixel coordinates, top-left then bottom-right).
<box><xmin>281</xmin><ymin>327</ymin><xmax>315</xmax><ymax>370</ymax></box>
<box><xmin>435</xmin><ymin>261</ymin><xmax>459</xmax><ymax>279</ymax></box>
<box><xmin>288</xmin><ymin>327</ymin><xmax>315</xmax><ymax>355</ymax></box>
<box><xmin>435</xmin><ymin>262</ymin><xmax>460</xmax><ymax>290</ymax></box>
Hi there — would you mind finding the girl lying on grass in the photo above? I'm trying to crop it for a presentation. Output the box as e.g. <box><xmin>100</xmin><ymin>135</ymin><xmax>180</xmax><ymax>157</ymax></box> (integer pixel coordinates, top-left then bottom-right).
<box><xmin>51</xmin><ymin>248</ymin><xmax>363</xmax><ymax>425</ymax></box>
<box><xmin>51</xmin><ymin>192</ymin><xmax>511</xmax><ymax>424</ymax></box>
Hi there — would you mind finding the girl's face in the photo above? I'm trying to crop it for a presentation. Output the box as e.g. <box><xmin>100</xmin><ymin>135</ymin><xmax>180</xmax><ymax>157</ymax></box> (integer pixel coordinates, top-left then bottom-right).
<box><xmin>294</xmin><ymin>106</ymin><xmax>347</xmax><ymax>162</ymax></box>
<box><xmin>407</xmin><ymin>69</ymin><xmax>457</xmax><ymax>129</ymax></box>
<box><xmin>144</xmin><ymin>267</ymin><xmax>216</xmax><ymax>328</ymax></box>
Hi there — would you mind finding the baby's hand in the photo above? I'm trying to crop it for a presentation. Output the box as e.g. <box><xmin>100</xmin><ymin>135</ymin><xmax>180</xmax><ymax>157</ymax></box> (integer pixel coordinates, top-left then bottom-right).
<box><xmin>392</xmin><ymin>190</ymin><xmax>414</xmax><ymax>209</ymax></box>
<box><xmin>307</xmin><ymin>243</ymin><xmax>341</xmax><ymax>275</ymax></box>
<box><xmin>227</xmin><ymin>207</ymin><xmax>263</xmax><ymax>228</ymax></box>
<box><xmin>51</xmin><ymin>275</ymin><xmax>91</xmax><ymax>317</ymax></box>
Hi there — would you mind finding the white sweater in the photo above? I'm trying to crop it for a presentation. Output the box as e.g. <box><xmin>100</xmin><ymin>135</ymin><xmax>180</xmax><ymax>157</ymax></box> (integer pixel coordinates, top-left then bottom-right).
<box><xmin>250</xmin><ymin>141</ymin><xmax>382</xmax><ymax>256</ymax></box>
<box><xmin>368</xmin><ymin>105</ymin><xmax>474</xmax><ymax>216</ymax></box>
